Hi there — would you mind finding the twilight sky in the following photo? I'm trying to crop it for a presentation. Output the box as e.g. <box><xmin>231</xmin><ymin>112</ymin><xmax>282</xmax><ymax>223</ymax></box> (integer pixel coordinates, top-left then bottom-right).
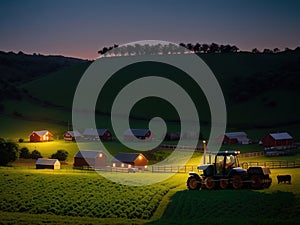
<box><xmin>0</xmin><ymin>0</ymin><xmax>299</xmax><ymax>60</ymax></box>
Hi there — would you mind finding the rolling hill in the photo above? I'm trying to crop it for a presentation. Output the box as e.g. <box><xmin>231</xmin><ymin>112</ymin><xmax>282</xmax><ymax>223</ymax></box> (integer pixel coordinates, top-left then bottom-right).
<box><xmin>0</xmin><ymin>51</ymin><xmax>300</xmax><ymax>140</ymax></box>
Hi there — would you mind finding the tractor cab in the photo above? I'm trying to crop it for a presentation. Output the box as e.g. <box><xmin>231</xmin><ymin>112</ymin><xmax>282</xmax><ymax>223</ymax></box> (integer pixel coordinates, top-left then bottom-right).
<box><xmin>214</xmin><ymin>151</ymin><xmax>240</xmax><ymax>176</ymax></box>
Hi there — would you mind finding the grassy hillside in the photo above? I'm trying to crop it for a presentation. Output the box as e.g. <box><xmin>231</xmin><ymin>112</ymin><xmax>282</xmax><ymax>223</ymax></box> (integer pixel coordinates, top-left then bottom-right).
<box><xmin>0</xmin><ymin>51</ymin><xmax>300</xmax><ymax>139</ymax></box>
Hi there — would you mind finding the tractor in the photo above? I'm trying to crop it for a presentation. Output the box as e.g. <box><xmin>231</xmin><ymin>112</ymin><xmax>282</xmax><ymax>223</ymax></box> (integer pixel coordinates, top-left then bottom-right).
<box><xmin>187</xmin><ymin>151</ymin><xmax>272</xmax><ymax>190</ymax></box>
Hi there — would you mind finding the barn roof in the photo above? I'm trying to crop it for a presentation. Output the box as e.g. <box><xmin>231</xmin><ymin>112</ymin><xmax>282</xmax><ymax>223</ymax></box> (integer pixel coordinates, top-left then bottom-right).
<box><xmin>112</xmin><ymin>152</ymin><xmax>145</xmax><ymax>163</ymax></box>
<box><xmin>224</xmin><ymin>132</ymin><xmax>250</xmax><ymax>143</ymax></box>
<box><xmin>83</xmin><ymin>128</ymin><xmax>109</xmax><ymax>136</ymax></box>
<box><xmin>269</xmin><ymin>132</ymin><xmax>293</xmax><ymax>140</ymax></box>
<box><xmin>30</xmin><ymin>130</ymin><xmax>52</xmax><ymax>137</ymax></box>
<box><xmin>36</xmin><ymin>158</ymin><xmax>60</xmax><ymax>165</ymax></box>
<box><xmin>65</xmin><ymin>130</ymin><xmax>82</xmax><ymax>137</ymax></box>
<box><xmin>75</xmin><ymin>150</ymin><xmax>104</xmax><ymax>158</ymax></box>
<box><xmin>225</xmin><ymin>132</ymin><xmax>247</xmax><ymax>138</ymax></box>
<box><xmin>123</xmin><ymin>129</ymin><xmax>150</xmax><ymax>137</ymax></box>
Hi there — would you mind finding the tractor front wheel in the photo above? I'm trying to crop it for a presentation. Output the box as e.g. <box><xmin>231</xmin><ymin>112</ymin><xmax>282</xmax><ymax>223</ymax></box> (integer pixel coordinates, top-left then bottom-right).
<box><xmin>187</xmin><ymin>176</ymin><xmax>201</xmax><ymax>190</ymax></box>
<box><xmin>231</xmin><ymin>175</ymin><xmax>243</xmax><ymax>189</ymax></box>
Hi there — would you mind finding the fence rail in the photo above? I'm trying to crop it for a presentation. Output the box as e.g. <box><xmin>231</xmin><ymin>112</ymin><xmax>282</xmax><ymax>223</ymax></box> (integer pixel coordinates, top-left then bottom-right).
<box><xmin>151</xmin><ymin>160</ymin><xmax>300</xmax><ymax>173</ymax></box>
<box><xmin>151</xmin><ymin>165</ymin><xmax>198</xmax><ymax>173</ymax></box>
<box><xmin>241</xmin><ymin>160</ymin><xmax>300</xmax><ymax>169</ymax></box>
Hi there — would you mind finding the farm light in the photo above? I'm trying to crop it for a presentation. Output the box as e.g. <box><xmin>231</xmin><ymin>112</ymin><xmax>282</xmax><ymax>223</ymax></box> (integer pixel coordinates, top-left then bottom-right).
<box><xmin>203</xmin><ymin>140</ymin><xmax>207</xmax><ymax>164</ymax></box>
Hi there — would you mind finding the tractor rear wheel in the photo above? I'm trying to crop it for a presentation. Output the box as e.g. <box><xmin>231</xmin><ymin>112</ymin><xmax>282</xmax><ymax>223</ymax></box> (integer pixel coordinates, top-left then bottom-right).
<box><xmin>251</xmin><ymin>175</ymin><xmax>262</xmax><ymax>189</ymax></box>
<box><xmin>205</xmin><ymin>177</ymin><xmax>215</xmax><ymax>190</ymax></box>
<box><xmin>187</xmin><ymin>176</ymin><xmax>201</xmax><ymax>190</ymax></box>
<box><xmin>219</xmin><ymin>179</ymin><xmax>229</xmax><ymax>189</ymax></box>
<box><xmin>263</xmin><ymin>177</ymin><xmax>272</xmax><ymax>188</ymax></box>
<box><xmin>231</xmin><ymin>175</ymin><xmax>243</xmax><ymax>189</ymax></box>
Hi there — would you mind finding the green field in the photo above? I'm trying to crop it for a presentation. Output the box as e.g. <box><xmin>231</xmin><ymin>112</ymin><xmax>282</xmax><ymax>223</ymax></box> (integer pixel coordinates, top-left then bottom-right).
<box><xmin>149</xmin><ymin>168</ymin><xmax>300</xmax><ymax>225</ymax></box>
<box><xmin>0</xmin><ymin>167</ymin><xmax>185</xmax><ymax>224</ymax></box>
<box><xmin>0</xmin><ymin>167</ymin><xmax>300</xmax><ymax>225</ymax></box>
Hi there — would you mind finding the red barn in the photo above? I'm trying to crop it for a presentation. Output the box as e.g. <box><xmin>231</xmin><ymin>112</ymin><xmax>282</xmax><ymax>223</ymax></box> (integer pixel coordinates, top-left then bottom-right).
<box><xmin>262</xmin><ymin>132</ymin><xmax>293</xmax><ymax>147</ymax></box>
<box><xmin>30</xmin><ymin>130</ymin><xmax>52</xmax><ymax>142</ymax></box>
<box><xmin>83</xmin><ymin>128</ymin><xmax>112</xmax><ymax>141</ymax></box>
<box><xmin>112</xmin><ymin>152</ymin><xmax>148</xmax><ymax>169</ymax></box>
<box><xmin>123</xmin><ymin>129</ymin><xmax>152</xmax><ymax>141</ymax></box>
<box><xmin>222</xmin><ymin>132</ymin><xmax>250</xmax><ymax>145</ymax></box>
<box><xmin>63</xmin><ymin>130</ymin><xmax>83</xmax><ymax>141</ymax></box>
<box><xmin>74</xmin><ymin>150</ymin><xmax>107</xmax><ymax>169</ymax></box>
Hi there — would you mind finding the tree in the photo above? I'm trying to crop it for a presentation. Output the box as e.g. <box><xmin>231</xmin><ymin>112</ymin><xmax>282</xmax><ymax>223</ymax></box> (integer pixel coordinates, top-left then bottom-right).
<box><xmin>209</xmin><ymin>43</ymin><xmax>220</xmax><ymax>53</ymax></box>
<box><xmin>273</xmin><ymin>48</ymin><xmax>280</xmax><ymax>53</ymax></box>
<box><xmin>186</xmin><ymin>43</ymin><xmax>194</xmax><ymax>52</ymax></box>
<box><xmin>201</xmin><ymin>44</ymin><xmax>209</xmax><ymax>53</ymax></box>
<box><xmin>51</xmin><ymin>149</ymin><xmax>68</xmax><ymax>161</ymax></box>
<box><xmin>193</xmin><ymin>43</ymin><xmax>201</xmax><ymax>53</ymax></box>
<box><xmin>19</xmin><ymin>147</ymin><xmax>31</xmax><ymax>159</ymax></box>
<box><xmin>252</xmin><ymin>48</ymin><xmax>260</xmax><ymax>53</ymax></box>
<box><xmin>230</xmin><ymin>45</ymin><xmax>239</xmax><ymax>53</ymax></box>
<box><xmin>263</xmin><ymin>48</ymin><xmax>273</xmax><ymax>54</ymax></box>
<box><xmin>30</xmin><ymin>150</ymin><xmax>42</xmax><ymax>159</ymax></box>
<box><xmin>0</xmin><ymin>138</ymin><xmax>19</xmax><ymax>166</ymax></box>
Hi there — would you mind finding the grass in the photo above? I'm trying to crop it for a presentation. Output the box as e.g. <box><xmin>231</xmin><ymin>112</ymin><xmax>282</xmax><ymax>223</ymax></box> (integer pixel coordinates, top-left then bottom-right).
<box><xmin>149</xmin><ymin>168</ymin><xmax>300</xmax><ymax>225</ymax></box>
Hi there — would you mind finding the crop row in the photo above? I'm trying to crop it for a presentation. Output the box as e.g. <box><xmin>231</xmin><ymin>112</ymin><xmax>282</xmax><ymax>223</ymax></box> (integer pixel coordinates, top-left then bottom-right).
<box><xmin>0</xmin><ymin>171</ymin><xmax>169</xmax><ymax>219</ymax></box>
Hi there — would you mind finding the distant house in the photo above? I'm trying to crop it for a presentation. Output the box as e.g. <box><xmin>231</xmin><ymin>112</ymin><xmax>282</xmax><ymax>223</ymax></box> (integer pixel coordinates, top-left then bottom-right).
<box><xmin>83</xmin><ymin>128</ymin><xmax>112</xmax><ymax>141</ymax></box>
<box><xmin>222</xmin><ymin>132</ymin><xmax>250</xmax><ymax>145</ymax></box>
<box><xmin>73</xmin><ymin>150</ymin><xmax>107</xmax><ymax>169</ymax></box>
<box><xmin>36</xmin><ymin>158</ymin><xmax>60</xmax><ymax>169</ymax></box>
<box><xmin>123</xmin><ymin>129</ymin><xmax>152</xmax><ymax>141</ymax></box>
<box><xmin>30</xmin><ymin>130</ymin><xmax>52</xmax><ymax>142</ymax></box>
<box><xmin>112</xmin><ymin>152</ymin><xmax>148</xmax><ymax>169</ymax></box>
<box><xmin>63</xmin><ymin>130</ymin><xmax>83</xmax><ymax>141</ymax></box>
<box><xmin>262</xmin><ymin>132</ymin><xmax>293</xmax><ymax>147</ymax></box>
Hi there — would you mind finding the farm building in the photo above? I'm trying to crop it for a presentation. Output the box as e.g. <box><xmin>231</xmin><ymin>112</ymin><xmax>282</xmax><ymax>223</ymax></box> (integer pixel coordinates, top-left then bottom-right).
<box><xmin>112</xmin><ymin>152</ymin><xmax>148</xmax><ymax>169</ymax></box>
<box><xmin>30</xmin><ymin>130</ymin><xmax>52</xmax><ymax>142</ymax></box>
<box><xmin>222</xmin><ymin>132</ymin><xmax>250</xmax><ymax>145</ymax></box>
<box><xmin>74</xmin><ymin>150</ymin><xmax>107</xmax><ymax>169</ymax></box>
<box><xmin>262</xmin><ymin>132</ymin><xmax>294</xmax><ymax>147</ymax></box>
<box><xmin>83</xmin><ymin>128</ymin><xmax>112</xmax><ymax>141</ymax></box>
<box><xmin>63</xmin><ymin>130</ymin><xmax>83</xmax><ymax>141</ymax></box>
<box><xmin>36</xmin><ymin>158</ymin><xmax>60</xmax><ymax>169</ymax></box>
<box><xmin>123</xmin><ymin>129</ymin><xmax>152</xmax><ymax>141</ymax></box>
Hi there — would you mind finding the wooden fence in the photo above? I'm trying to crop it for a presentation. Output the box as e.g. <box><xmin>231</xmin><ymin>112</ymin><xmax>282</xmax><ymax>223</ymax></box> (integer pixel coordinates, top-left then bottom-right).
<box><xmin>241</xmin><ymin>160</ymin><xmax>300</xmax><ymax>169</ymax></box>
<box><xmin>151</xmin><ymin>160</ymin><xmax>300</xmax><ymax>173</ymax></box>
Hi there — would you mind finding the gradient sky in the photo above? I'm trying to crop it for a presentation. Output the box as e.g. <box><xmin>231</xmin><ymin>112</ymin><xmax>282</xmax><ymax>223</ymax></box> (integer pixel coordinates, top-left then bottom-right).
<box><xmin>0</xmin><ymin>0</ymin><xmax>299</xmax><ymax>59</ymax></box>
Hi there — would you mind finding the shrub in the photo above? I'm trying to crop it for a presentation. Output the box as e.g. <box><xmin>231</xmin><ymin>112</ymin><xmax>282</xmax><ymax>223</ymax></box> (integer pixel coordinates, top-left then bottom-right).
<box><xmin>0</xmin><ymin>138</ymin><xmax>19</xmax><ymax>165</ymax></box>
<box><xmin>30</xmin><ymin>150</ymin><xmax>42</xmax><ymax>159</ymax></box>
<box><xmin>51</xmin><ymin>150</ymin><xmax>68</xmax><ymax>161</ymax></box>
<box><xmin>19</xmin><ymin>147</ymin><xmax>31</xmax><ymax>159</ymax></box>
<box><xmin>18</xmin><ymin>138</ymin><xmax>24</xmax><ymax>143</ymax></box>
